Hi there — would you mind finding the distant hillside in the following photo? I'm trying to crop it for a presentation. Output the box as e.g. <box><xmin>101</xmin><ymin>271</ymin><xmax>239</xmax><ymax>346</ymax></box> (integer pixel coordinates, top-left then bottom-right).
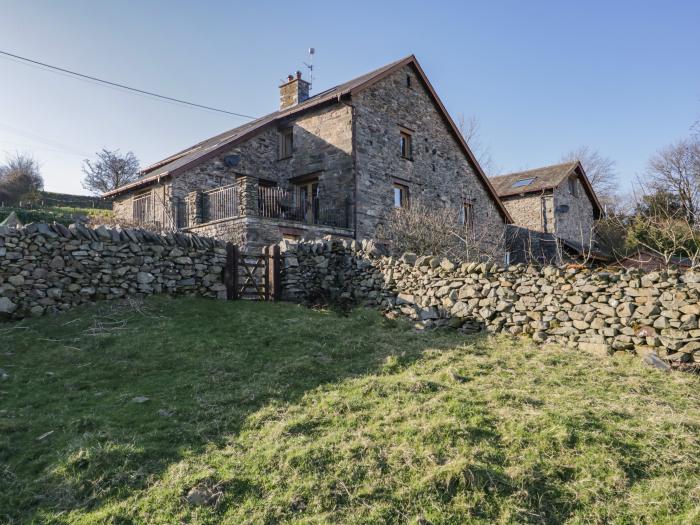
<box><xmin>37</xmin><ymin>191</ymin><xmax>112</xmax><ymax>210</ymax></box>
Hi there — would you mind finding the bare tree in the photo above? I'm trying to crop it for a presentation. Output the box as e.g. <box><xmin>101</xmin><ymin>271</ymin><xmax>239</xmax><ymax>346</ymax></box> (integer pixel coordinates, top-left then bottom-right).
<box><xmin>456</xmin><ymin>114</ymin><xmax>498</xmax><ymax>176</ymax></box>
<box><xmin>82</xmin><ymin>149</ymin><xmax>140</xmax><ymax>195</ymax></box>
<box><xmin>377</xmin><ymin>200</ymin><xmax>504</xmax><ymax>263</ymax></box>
<box><xmin>562</xmin><ymin>146</ymin><xmax>618</xmax><ymax>210</ymax></box>
<box><xmin>0</xmin><ymin>152</ymin><xmax>44</xmax><ymax>205</ymax></box>
<box><xmin>642</xmin><ymin>138</ymin><xmax>700</xmax><ymax>224</ymax></box>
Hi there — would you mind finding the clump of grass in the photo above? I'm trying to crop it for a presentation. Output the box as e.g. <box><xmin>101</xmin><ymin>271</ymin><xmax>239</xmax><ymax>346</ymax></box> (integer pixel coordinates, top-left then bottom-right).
<box><xmin>1</xmin><ymin>297</ymin><xmax>699</xmax><ymax>523</ymax></box>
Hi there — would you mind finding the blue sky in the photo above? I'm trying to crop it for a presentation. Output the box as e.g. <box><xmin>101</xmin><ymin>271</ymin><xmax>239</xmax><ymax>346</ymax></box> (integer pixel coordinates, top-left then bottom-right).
<box><xmin>1</xmin><ymin>0</ymin><xmax>698</xmax><ymax>194</ymax></box>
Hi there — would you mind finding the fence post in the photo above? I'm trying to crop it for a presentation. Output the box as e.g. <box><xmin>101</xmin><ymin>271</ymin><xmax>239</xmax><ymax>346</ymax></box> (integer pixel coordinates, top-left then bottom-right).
<box><xmin>262</xmin><ymin>246</ymin><xmax>270</xmax><ymax>301</ymax></box>
<box><xmin>224</xmin><ymin>243</ymin><xmax>238</xmax><ymax>300</ymax></box>
<box><xmin>270</xmin><ymin>244</ymin><xmax>281</xmax><ymax>301</ymax></box>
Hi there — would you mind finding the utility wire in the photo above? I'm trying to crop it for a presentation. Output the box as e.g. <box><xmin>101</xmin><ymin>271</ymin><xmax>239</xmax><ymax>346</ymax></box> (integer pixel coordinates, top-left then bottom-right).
<box><xmin>0</xmin><ymin>49</ymin><xmax>257</xmax><ymax>120</ymax></box>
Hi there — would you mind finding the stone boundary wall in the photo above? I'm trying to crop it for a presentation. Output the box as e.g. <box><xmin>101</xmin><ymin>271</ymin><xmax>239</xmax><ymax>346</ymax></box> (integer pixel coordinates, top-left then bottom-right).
<box><xmin>280</xmin><ymin>239</ymin><xmax>700</xmax><ymax>369</ymax></box>
<box><xmin>0</xmin><ymin>223</ymin><xmax>227</xmax><ymax>319</ymax></box>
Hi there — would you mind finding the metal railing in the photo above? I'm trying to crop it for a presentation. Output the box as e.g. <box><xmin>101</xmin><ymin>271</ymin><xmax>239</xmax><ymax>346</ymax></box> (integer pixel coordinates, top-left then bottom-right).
<box><xmin>258</xmin><ymin>186</ymin><xmax>352</xmax><ymax>229</ymax></box>
<box><xmin>131</xmin><ymin>192</ymin><xmax>181</xmax><ymax>229</ymax></box>
<box><xmin>203</xmin><ymin>184</ymin><xmax>239</xmax><ymax>223</ymax></box>
<box><xmin>132</xmin><ymin>192</ymin><xmax>155</xmax><ymax>225</ymax></box>
<box><xmin>166</xmin><ymin>184</ymin><xmax>352</xmax><ymax>230</ymax></box>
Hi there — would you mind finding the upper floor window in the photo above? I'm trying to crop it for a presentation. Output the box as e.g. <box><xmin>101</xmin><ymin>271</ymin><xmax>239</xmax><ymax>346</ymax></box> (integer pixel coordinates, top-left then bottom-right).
<box><xmin>393</xmin><ymin>182</ymin><xmax>409</xmax><ymax>208</ymax></box>
<box><xmin>568</xmin><ymin>176</ymin><xmax>578</xmax><ymax>197</ymax></box>
<box><xmin>406</xmin><ymin>74</ymin><xmax>412</xmax><ymax>88</ymax></box>
<box><xmin>279</xmin><ymin>128</ymin><xmax>293</xmax><ymax>159</ymax></box>
<box><xmin>462</xmin><ymin>201</ymin><xmax>474</xmax><ymax>232</ymax></box>
<box><xmin>400</xmin><ymin>130</ymin><xmax>412</xmax><ymax>159</ymax></box>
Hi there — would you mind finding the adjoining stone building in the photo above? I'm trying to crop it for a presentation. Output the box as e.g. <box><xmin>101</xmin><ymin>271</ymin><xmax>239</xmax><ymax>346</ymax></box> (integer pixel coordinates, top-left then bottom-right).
<box><xmin>104</xmin><ymin>56</ymin><xmax>510</xmax><ymax>253</ymax></box>
<box><xmin>489</xmin><ymin>162</ymin><xmax>605</xmax><ymax>264</ymax></box>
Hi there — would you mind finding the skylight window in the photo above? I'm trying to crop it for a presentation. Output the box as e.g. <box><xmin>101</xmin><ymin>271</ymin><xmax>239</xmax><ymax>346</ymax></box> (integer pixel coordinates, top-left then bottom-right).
<box><xmin>511</xmin><ymin>177</ymin><xmax>535</xmax><ymax>188</ymax></box>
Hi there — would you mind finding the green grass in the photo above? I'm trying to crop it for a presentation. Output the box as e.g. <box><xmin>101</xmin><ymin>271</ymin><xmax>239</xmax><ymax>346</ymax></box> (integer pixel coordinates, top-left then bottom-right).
<box><xmin>0</xmin><ymin>205</ymin><xmax>112</xmax><ymax>226</ymax></box>
<box><xmin>1</xmin><ymin>297</ymin><xmax>699</xmax><ymax>524</ymax></box>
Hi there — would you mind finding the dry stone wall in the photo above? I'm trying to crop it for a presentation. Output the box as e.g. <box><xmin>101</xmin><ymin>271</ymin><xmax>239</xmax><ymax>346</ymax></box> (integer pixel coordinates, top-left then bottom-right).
<box><xmin>0</xmin><ymin>223</ymin><xmax>228</xmax><ymax>319</ymax></box>
<box><xmin>280</xmin><ymin>239</ymin><xmax>700</xmax><ymax>370</ymax></box>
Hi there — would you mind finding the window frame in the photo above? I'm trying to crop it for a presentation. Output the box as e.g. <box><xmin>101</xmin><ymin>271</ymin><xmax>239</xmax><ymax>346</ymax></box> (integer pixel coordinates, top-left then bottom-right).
<box><xmin>462</xmin><ymin>201</ymin><xmax>474</xmax><ymax>232</ymax></box>
<box><xmin>393</xmin><ymin>182</ymin><xmax>409</xmax><ymax>208</ymax></box>
<box><xmin>400</xmin><ymin>130</ymin><xmax>413</xmax><ymax>160</ymax></box>
<box><xmin>295</xmin><ymin>177</ymin><xmax>320</xmax><ymax>224</ymax></box>
<box><xmin>278</xmin><ymin>127</ymin><xmax>294</xmax><ymax>159</ymax></box>
<box><xmin>568</xmin><ymin>176</ymin><xmax>578</xmax><ymax>197</ymax></box>
<box><xmin>511</xmin><ymin>177</ymin><xmax>535</xmax><ymax>189</ymax></box>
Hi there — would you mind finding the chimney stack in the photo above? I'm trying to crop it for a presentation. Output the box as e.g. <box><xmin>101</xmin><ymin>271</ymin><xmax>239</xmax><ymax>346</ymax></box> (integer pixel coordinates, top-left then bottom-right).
<box><xmin>279</xmin><ymin>70</ymin><xmax>310</xmax><ymax>110</ymax></box>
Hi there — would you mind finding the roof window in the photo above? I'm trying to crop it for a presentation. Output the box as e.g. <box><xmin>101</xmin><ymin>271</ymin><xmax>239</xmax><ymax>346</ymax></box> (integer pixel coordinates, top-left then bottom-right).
<box><xmin>511</xmin><ymin>177</ymin><xmax>535</xmax><ymax>188</ymax></box>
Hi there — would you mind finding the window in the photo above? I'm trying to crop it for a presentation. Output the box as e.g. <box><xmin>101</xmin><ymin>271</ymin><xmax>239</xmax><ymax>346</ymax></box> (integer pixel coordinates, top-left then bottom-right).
<box><xmin>568</xmin><ymin>176</ymin><xmax>578</xmax><ymax>197</ymax></box>
<box><xmin>511</xmin><ymin>177</ymin><xmax>535</xmax><ymax>188</ymax></box>
<box><xmin>406</xmin><ymin>74</ymin><xmax>412</xmax><ymax>88</ymax></box>
<box><xmin>400</xmin><ymin>131</ymin><xmax>412</xmax><ymax>159</ymax></box>
<box><xmin>504</xmin><ymin>251</ymin><xmax>511</xmax><ymax>267</ymax></box>
<box><xmin>462</xmin><ymin>201</ymin><xmax>474</xmax><ymax>232</ymax></box>
<box><xmin>279</xmin><ymin>128</ymin><xmax>293</xmax><ymax>159</ymax></box>
<box><xmin>393</xmin><ymin>182</ymin><xmax>409</xmax><ymax>208</ymax></box>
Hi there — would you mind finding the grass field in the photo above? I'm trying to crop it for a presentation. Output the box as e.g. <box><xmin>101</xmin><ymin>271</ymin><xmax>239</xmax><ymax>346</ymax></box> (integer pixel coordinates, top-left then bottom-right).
<box><xmin>1</xmin><ymin>297</ymin><xmax>699</xmax><ymax>524</ymax></box>
<box><xmin>0</xmin><ymin>205</ymin><xmax>112</xmax><ymax>226</ymax></box>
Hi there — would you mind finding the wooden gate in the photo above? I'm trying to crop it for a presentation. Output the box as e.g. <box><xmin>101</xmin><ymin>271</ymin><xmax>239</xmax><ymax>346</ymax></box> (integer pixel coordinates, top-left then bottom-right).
<box><xmin>223</xmin><ymin>244</ymin><xmax>281</xmax><ymax>301</ymax></box>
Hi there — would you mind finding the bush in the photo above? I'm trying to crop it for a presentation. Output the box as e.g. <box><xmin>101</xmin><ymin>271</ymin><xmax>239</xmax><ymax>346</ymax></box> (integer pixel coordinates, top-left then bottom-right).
<box><xmin>377</xmin><ymin>201</ymin><xmax>504</xmax><ymax>262</ymax></box>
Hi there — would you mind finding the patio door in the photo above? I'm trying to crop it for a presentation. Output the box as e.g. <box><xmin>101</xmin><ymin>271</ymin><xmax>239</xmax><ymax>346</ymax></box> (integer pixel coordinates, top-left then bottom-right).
<box><xmin>297</xmin><ymin>180</ymin><xmax>319</xmax><ymax>224</ymax></box>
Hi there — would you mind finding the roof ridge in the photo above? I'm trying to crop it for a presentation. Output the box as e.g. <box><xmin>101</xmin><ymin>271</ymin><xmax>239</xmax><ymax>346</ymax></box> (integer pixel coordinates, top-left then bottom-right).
<box><xmin>139</xmin><ymin>56</ymin><xmax>416</xmax><ymax>176</ymax></box>
<box><xmin>492</xmin><ymin>160</ymin><xmax>579</xmax><ymax>180</ymax></box>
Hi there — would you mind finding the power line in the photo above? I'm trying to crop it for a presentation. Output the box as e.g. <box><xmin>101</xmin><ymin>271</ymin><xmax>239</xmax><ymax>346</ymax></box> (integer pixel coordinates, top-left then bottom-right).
<box><xmin>0</xmin><ymin>49</ymin><xmax>257</xmax><ymax>120</ymax></box>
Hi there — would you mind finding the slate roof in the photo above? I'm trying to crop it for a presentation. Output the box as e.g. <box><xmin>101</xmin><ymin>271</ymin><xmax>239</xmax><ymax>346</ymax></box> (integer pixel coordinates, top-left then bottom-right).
<box><xmin>489</xmin><ymin>162</ymin><xmax>580</xmax><ymax>198</ymax></box>
<box><xmin>103</xmin><ymin>56</ymin><xmax>412</xmax><ymax>198</ymax></box>
<box><xmin>490</xmin><ymin>161</ymin><xmax>603</xmax><ymax>218</ymax></box>
<box><xmin>102</xmin><ymin>55</ymin><xmax>511</xmax><ymax>222</ymax></box>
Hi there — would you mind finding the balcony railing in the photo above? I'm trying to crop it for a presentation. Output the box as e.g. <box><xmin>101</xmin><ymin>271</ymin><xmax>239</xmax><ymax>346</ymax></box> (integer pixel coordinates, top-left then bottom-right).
<box><xmin>132</xmin><ymin>191</ymin><xmax>174</xmax><ymax>228</ymax></box>
<box><xmin>258</xmin><ymin>186</ymin><xmax>352</xmax><ymax>229</ymax></box>
<box><xmin>203</xmin><ymin>184</ymin><xmax>239</xmax><ymax>223</ymax></box>
<box><xmin>178</xmin><ymin>180</ymin><xmax>353</xmax><ymax>230</ymax></box>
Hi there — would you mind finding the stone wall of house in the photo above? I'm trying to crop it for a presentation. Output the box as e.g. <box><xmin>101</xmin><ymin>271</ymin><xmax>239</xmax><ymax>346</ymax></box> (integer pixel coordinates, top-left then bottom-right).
<box><xmin>112</xmin><ymin>103</ymin><xmax>354</xmax><ymax>244</ymax></box>
<box><xmin>552</xmin><ymin>177</ymin><xmax>595</xmax><ymax>247</ymax></box>
<box><xmin>280</xmin><ymin>239</ymin><xmax>700</xmax><ymax>369</ymax></box>
<box><xmin>112</xmin><ymin>195</ymin><xmax>132</xmax><ymax>220</ymax></box>
<box><xmin>501</xmin><ymin>193</ymin><xmax>552</xmax><ymax>233</ymax></box>
<box><xmin>111</xmin><ymin>181</ymin><xmax>175</xmax><ymax>228</ymax></box>
<box><xmin>353</xmin><ymin>64</ymin><xmax>506</xmax><ymax>253</ymax></box>
<box><xmin>167</xmin><ymin>103</ymin><xmax>353</xmax><ymax>209</ymax></box>
<box><xmin>0</xmin><ymin>223</ymin><xmax>227</xmax><ymax>319</ymax></box>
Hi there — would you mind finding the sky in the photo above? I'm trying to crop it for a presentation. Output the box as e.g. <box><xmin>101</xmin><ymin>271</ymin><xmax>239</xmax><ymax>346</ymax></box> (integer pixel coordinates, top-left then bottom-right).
<box><xmin>0</xmin><ymin>0</ymin><xmax>698</xmax><ymax>195</ymax></box>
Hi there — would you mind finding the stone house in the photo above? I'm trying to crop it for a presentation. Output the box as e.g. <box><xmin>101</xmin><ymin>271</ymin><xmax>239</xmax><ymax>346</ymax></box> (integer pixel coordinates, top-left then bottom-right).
<box><xmin>104</xmin><ymin>55</ymin><xmax>510</xmax><ymax>253</ymax></box>
<box><xmin>489</xmin><ymin>162</ymin><xmax>605</xmax><ymax>263</ymax></box>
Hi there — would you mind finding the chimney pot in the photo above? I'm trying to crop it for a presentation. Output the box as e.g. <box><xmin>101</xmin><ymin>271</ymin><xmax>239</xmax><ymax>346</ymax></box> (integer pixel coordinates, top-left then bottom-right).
<box><xmin>296</xmin><ymin>70</ymin><xmax>302</xmax><ymax>79</ymax></box>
